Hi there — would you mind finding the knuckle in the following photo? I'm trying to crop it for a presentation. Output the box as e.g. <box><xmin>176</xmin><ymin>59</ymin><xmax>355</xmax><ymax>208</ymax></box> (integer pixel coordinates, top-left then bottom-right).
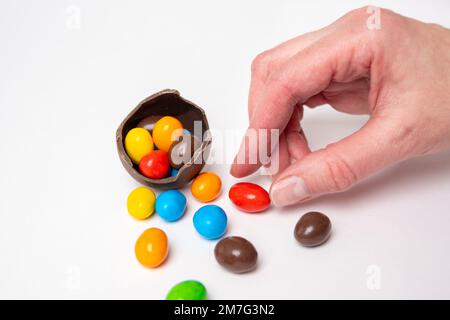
<box><xmin>267</xmin><ymin>71</ymin><xmax>299</xmax><ymax>105</ymax></box>
<box><xmin>322</xmin><ymin>151</ymin><xmax>358</xmax><ymax>192</ymax></box>
<box><xmin>251</xmin><ymin>50</ymin><xmax>272</xmax><ymax>76</ymax></box>
<box><xmin>347</xmin><ymin>6</ymin><xmax>369</xmax><ymax>19</ymax></box>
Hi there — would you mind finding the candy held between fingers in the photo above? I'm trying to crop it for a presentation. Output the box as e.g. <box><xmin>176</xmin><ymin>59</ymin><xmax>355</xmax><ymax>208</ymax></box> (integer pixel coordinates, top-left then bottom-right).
<box><xmin>152</xmin><ymin>116</ymin><xmax>184</xmax><ymax>152</ymax></box>
<box><xmin>155</xmin><ymin>190</ymin><xmax>187</xmax><ymax>222</ymax></box>
<box><xmin>229</xmin><ymin>182</ymin><xmax>270</xmax><ymax>213</ymax></box>
<box><xmin>139</xmin><ymin>150</ymin><xmax>170</xmax><ymax>179</ymax></box>
<box><xmin>127</xmin><ymin>186</ymin><xmax>156</xmax><ymax>220</ymax></box>
<box><xmin>166</xmin><ymin>280</ymin><xmax>207</xmax><ymax>300</ymax></box>
<box><xmin>214</xmin><ymin>236</ymin><xmax>258</xmax><ymax>274</ymax></box>
<box><xmin>124</xmin><ymin>128</ymin><xmax>154</xmax><ymax>164</ymax></box>
<box><xmin>191</xmin><ymin>172</ymin><xmax>222</xmax><ymax>202</ymax></box>
<box><xmin>294</xmin><ymin>212</ymin><xmax>332</xmax><ymax>247</ymax></box>
<box><xmin>193</xmin><ymin>205</ymin><xmax>227</xmax><ymax>240</ymax></box>
<box><xmin>135</xmin><ymin>228</ymin><xmax>169</xmax><ymax>268</ymax></box>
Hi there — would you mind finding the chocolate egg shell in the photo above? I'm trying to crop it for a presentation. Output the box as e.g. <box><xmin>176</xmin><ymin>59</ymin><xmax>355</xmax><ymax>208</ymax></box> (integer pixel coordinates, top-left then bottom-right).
<box><xmin>294</xmin><ymin>212</ymin><xmax>331</xmax><ymax>247</ymax></box>
<box><xmin>116</xmin><ymin>89</ymin><xmax>211</xmax><ymax>190</ymax></box>
<box><xmin>214</xmin><ymin>236</ymin><xmax>258</xmax><ymax>274</ymax></box>
<box><xmin>168</xmin><ymin>134</ymin><xmax>202</xmax><ymax>169</ymax></box>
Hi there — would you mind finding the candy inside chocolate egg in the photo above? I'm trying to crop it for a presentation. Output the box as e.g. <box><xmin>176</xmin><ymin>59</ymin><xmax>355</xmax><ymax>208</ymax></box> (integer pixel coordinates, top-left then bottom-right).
<box><xmin>137</xmin><ymin>115</ymin><xmax>162</xmax><ymax>133</ymax></box>
<box><xmin>169</xmin><ymin>134</ymin><xmax>202</xmax><ymax>169</ymax></box>
<box><xmin>116</xmin><ymin>89</ymin><xmax>211</xmax><ymax>190</ymax></box>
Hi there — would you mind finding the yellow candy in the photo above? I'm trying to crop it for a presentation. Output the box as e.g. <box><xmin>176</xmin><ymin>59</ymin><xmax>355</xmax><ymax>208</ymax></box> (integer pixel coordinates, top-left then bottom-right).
<box><xmin>127</xmin><ymin>186</ymin><xmax>156</xmax><ymax>220</ymax></box>
<box><xmin>152</xmin><ymin>116</ymin><xmax>183</xmax><ymax>152</ymax></box>
<box><xmin>125</xmin><ymin>128</ymin><xmax>154</xmax><ymax>164</ymax></box>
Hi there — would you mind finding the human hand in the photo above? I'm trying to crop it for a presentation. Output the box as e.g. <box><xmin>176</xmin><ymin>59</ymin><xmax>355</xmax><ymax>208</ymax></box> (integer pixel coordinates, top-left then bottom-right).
<box><xmin>230</xmin><ymin>7</ymin><xmax>450</xmax><ymax>207</ymax></box>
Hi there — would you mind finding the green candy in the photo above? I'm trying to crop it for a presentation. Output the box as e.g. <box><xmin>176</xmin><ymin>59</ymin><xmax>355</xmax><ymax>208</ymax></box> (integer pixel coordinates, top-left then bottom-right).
<box><xmin>166</xmin><ymin>280</ymin><xmax>207</xmax><ymax>300</ymax></box>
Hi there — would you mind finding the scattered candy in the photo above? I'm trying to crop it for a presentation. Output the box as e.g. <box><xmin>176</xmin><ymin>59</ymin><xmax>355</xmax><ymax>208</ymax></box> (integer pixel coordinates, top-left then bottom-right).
<box><xmin>156</xmin><ymin>190</ymin><xmax>187</xmax><ymax>222</ymax></box>
<box><xmin>152</xmin><ymin>116</ymin><xmax>183</xmax><ymax>152</ymax></box>
<box><xmin>137</xmin><ymin>115</ymin><xmax>162</xmax><ymax>133</ymax></box>
<box><xmin>135</xmin><ymin>228</ymin><xmax>169</xmax><ymax>268</ymax></box>
<box><xmin>228</xmin><ymin>182</ymin><xmax>270</xmax><ymax>213</ymax></box>
<box><xmin>166</xmin><ymin>280</ymin><xmax>207</xmax><ymax>300</ymax></box>
<box><xmin>139</xmin><ymin>150</ymin><xmax>170</xmax><ymax>179</ymax></box>
<box><xmin>214</xmin><ymin>236</ymin><xmax>258</xmax><ymax>274</ymax></box>
<box><xmin>294</xmin><ymin>212</ymin><xmax>332</xmax><ymax>247</ymax></box>
<box><xmin>191</xmin><ymin>172</ymin><xmax>222</xmax><ymax>202</ymax></box>
<box><xmin>124</xmin><ymin>128</ymin><xmax>154</xmax><ymax>164</ymax></box>
<box><xmin>168</xmin><ymin>133</ymin><xmax>201</xmax><ymax>169</ymax></box>
<box><xmin>193</xmin><ymin>205</ymin><xmax>227</xmax><ymax>240</ymax></box>
<box><xmin>127</xmin><ymin>186</ymin><xmax>156</xmax><ymax>220</ymax></box>
<box><xmin>121</xmin><ymin>105</ymin><xmax>337</xmax><ymax>299</ymax></box>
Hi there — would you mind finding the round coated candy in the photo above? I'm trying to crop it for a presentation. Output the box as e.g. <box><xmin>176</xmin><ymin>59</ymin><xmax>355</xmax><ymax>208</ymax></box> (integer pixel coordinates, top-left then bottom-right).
<box><xmin>168</xmin><ymin>134</ymin><xmax>201</xmax><ymax>169</ymax></box>
<box><xmin>127</xmin><ymin>186</ymin><xmax>156</xmax><ymax>220</ymax></box>
<box><xmin>191</xmin><ymin>172</ymin><xmax>222</xmax><ymax>203</ymax></box>
<box><xmin>137</xmin><ymin>115</ymin><xmax>162</xmax><ymax>133</ymax></box>
<box><xmin>135</xmin><ymin>228</ymin><xmax>168</xmax><ymax>268</ymax></box>
<box><xmin>152</xmin><ymin>116</ymin><xmax>183</xmax><ymax>152</ymax></box>
<box><xmin>139</xmin><ymin>150</ymin><xmax>170</xmax><ymax>179</ymax></box>
<box><xmin>193</xmin><ymin>205</ymin><xmax>227</xmax><ymax>240</ymax></box>
<box><xmin>294</xmin><ymin>212</ymin><xmax>332</xmax><ymax>247</ymax></box>
<box><xmin>155</xmin><ymin>190</ymin><xmax>187</xmax><ymax>222</ymax></box>
<box><xmin>124</xmin><ymin>128</ymin><xmax>154</xmax><ymax>164</ymax></box>
<box><xmin>214</xmin><ymin>236</ymin><xmax>258</xmax><ymax>274</ymax></box>
<box><xmin>228</xmin><ymin>182</ymin><xmax>270</xmax><ymax>213</ymax></box>
<box><xmin>170</xmin><ymin>168</ymin><xmax>179</xmax><ymax>177</ymax></box>
<box><xmin>166</xmin><ymin>280</ymin><xmax>207</xmax><ymax>300</ymax></box>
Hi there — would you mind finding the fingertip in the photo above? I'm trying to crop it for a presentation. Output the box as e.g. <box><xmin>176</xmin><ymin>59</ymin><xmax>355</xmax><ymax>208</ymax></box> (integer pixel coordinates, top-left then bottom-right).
<box><xmin>229</xmin><ymin>164</ymin><xmax>243</xmax><ymax>178</ymax></box>
<box><xmin>230</xmin><ymin>163</ymin><xmax>261</xmax><ymax>178</ymax></box>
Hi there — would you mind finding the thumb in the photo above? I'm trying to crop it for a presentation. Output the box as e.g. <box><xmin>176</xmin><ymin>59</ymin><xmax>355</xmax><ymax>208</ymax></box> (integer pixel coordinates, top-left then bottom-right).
<box><xmin>269</xmin><ymin>117</ymin><xmax>408</xmax><ymax>206</ymax></box>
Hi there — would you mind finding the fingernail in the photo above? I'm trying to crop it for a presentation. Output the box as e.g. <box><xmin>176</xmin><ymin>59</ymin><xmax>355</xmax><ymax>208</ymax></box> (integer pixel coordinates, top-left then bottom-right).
<box><xmin>270</xmin><ymin>176</ymin><xmax>310</xmax><ymax>207</ymax></box>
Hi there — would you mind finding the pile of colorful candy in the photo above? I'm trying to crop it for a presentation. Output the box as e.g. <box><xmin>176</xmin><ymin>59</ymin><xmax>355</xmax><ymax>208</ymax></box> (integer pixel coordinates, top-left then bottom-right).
<box><xmin>123</xmin><ymin>114</ymin><xmax>332</xmax><ymax>300</ymax></box>
<box><xmin>125</xmin><ymin>115</ymin><xmax>201</xmax><ymax>179</ymax></box>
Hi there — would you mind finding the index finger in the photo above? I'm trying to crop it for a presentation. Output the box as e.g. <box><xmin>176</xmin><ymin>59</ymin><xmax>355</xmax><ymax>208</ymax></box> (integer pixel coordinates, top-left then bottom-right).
<box><xmin>231</xmin><ymin>38</ymin><xmax>341</xmax><ymax>178</ymax></box>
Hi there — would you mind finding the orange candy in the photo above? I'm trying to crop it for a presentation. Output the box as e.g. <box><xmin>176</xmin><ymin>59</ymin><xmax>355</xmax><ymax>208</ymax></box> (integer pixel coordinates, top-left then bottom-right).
<box><xmin>135</xmin><ymin>228</ymin><xmax>168</xmax><ymax>268</ymax></box>
<box><xmin>191</xmin><ymin>172</ymin><xmax>222</xmax><ymax>203</ymax></box>
<box><xmin>152</xmin><ymin>116</ymin><xmax>183</xmax><ymax>152</ymax></box>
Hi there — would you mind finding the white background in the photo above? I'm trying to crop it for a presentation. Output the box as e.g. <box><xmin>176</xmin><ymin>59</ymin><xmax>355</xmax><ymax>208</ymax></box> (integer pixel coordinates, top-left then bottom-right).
<box><xmin>1</xmin><ymin>0</ymin><xmax>450</xmax><ymax>299</ymax></box>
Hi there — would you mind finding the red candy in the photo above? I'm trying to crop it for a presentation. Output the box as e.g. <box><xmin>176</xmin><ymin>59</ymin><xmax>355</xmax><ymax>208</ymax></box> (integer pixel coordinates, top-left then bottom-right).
<box><xmin>228</xmin><ymin>182</ymin><xmax>270</xmax><ymax>213</ymax></box>
<box><xmin>139</xmin><ymin>150</ymin><xmax>170</xmax><ymax>179</ymax></box>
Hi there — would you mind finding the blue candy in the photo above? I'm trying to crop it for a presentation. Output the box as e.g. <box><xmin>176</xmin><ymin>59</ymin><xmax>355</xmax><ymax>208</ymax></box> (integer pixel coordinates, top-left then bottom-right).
<box><xmin>155</xmin><ymin>190</ymin><xmax>187</xmax><ymax>222</ymax></box>
<box><xmin>170</xmin><ymin>168</ymin><xmax>179</xmax><ymax>177</ymax></box>
<box><xmin>193</xmin><ymin>205</ymin><xmax>227</xmax><ymax>240</ymax></box>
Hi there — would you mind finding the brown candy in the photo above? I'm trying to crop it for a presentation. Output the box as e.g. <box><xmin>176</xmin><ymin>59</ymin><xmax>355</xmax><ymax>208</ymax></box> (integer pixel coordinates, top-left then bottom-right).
<box><xmin>214</xmin><ymin>236</ymin><xmax>258</xmax><ymax>274</ymax></box>
<box><xmin>294</xmin><ymin>212</ymin><xmax>332</xmax><ymax>247</ymax></box>
<box><xmin>137</xmin><ymin>115</ymin><xmax>162</xmax><ymax>133</ymax></box>
<box><xmin>168</xmin><ymin>134</ymin><xmax>201</xmax><ymax>169</ymax></box>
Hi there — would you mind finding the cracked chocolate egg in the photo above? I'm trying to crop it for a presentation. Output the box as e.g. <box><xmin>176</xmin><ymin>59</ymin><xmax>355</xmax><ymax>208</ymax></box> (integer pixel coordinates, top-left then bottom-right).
<box><xmin>116</xmin><ymin>89</ymin><xmax>211</xmax><ymax>189</ymax></box>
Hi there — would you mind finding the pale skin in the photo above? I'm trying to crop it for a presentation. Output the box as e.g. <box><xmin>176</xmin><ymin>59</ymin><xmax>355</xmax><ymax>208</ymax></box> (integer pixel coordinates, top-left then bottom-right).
<box><xmin>230</xmin><ymin>7</ymin><xmax>450</xmax><ymax>207</ymax></box>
